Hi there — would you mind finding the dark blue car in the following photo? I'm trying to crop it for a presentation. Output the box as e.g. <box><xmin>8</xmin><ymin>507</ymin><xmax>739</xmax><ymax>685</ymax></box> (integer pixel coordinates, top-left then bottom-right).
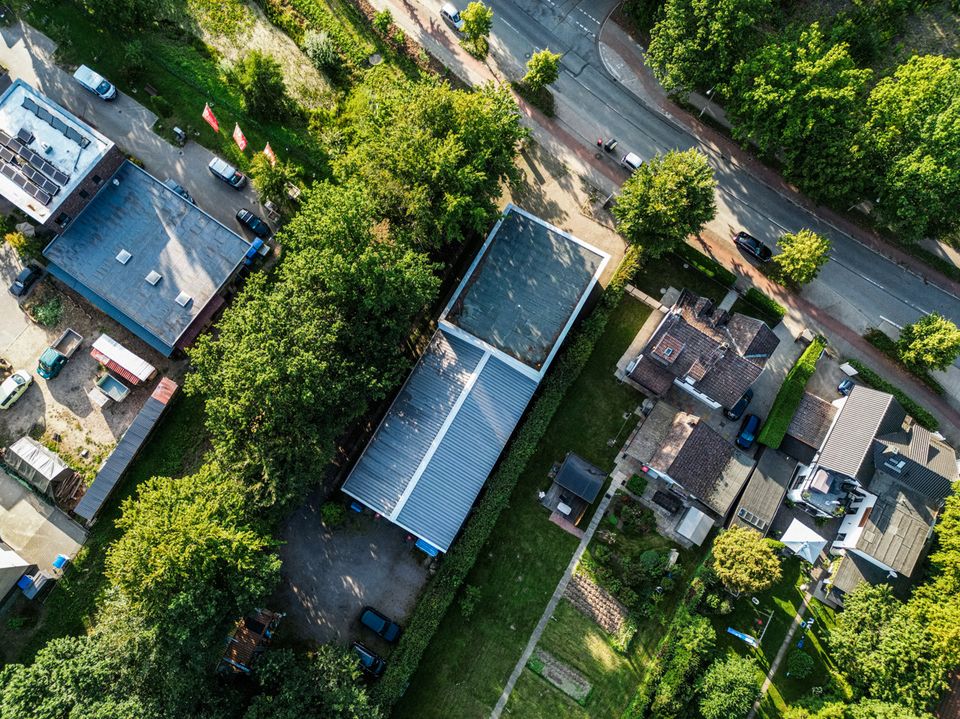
<box><xmin>736</xmin><ymin>414</ymin><xmax>762</xmax><ymax>450</ymax></box>
<box><xmin>351</xmin><ymin>641</ymin><xmax>386</xmax><ymax>677</ymax></box>
<box><xmin>360</xmin><ymin>606</ymin><xmax>401</xmax><ymax>642</ymax></box>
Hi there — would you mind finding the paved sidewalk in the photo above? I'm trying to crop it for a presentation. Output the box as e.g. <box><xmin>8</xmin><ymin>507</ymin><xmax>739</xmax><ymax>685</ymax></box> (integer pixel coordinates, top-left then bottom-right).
<box><xmin>746</xmin><ymin>593</ymin><xmax>811</xmax><ymax>719</ymax></box>
<box><xmin>490</xmin><ymin>474</ymin><xmax>624</xmax><ymax>718</ymax></box>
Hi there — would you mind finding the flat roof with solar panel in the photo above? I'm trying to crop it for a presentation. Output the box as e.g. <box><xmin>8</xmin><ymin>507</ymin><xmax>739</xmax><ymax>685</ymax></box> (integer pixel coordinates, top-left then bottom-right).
<box><xmin>0</xmin><ymin>80</ymin><xmax>112</xmax><ymax>222</ymax></box>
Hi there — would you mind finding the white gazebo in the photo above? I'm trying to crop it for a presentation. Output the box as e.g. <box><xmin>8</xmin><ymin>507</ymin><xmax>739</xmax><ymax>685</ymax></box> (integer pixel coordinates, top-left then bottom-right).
<box><xmin>781</xmin><ymin>519</ymin><xmax>828</xmax><ymax>564</ymax></box>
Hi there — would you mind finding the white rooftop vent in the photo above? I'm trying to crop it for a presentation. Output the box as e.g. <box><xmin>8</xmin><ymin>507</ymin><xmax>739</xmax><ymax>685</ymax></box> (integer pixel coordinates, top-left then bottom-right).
<box><xmin>115</xmin><ymin>249</ymin><xmax>132</xmax><ymax>264</ymax></box>
<box><xmin>175</xmin><ymin>292</ymin><xmax>192</xmax><ymax>307</ymax></box>
<box><xmin>112</xmin><ymin>178</ymin><xmax>120</xmax><ymax>187</ymax></box>
<box><xmin>145</xmin><ymin>271</ymin><xmax>161</xmax><ymax>286</ymax></box>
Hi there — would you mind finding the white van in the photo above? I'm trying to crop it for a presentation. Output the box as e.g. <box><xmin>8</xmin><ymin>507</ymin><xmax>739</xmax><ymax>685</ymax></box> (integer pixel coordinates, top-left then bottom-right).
<box><xmin>440</xmin><ymin>3</ymin><xmax>465</xmax><ymax>32</ymax></box>
<box><xmin>73</xmin><ymin>65</ymin><xmax>118</xmax><ymax>101</ymax></box>
<box><xmin>620</xmin><ymin>152</ymin><xmax>643</xmax><ymax>173</ymax></box>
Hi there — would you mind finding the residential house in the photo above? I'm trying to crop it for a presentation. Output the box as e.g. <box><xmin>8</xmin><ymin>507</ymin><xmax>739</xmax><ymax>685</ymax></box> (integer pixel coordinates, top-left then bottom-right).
<box><xmin>627</xmin><ymin>289</ymin><xmax>780</xmax><ymax>411</ymax></box>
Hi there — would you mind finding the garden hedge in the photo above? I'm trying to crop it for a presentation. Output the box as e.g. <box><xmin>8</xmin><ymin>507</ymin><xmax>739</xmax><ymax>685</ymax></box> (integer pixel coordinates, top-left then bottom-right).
<box><xmin>846</xmin><ymin>359</ymin><xmax>939</xmax><ymax>431</ymax></box>
<box><xmin>757</xmin><ymin>337</ymin><xmax>826</xmax><ymax>448</ymax></box>
<box><xmin>372</xmin><ymin>247</ymin><xmax>642</xmax><ymax>708</ymax></box>
<box><xmin>675</xmin><ymin>243</ymin><xmax>736</xmax><ymax>288</ymax></box>
<box><xmin>863</xmin><ymin>328</ymin><xmax>944</xmax><ymax>395</ymax></box>
<box><xmin>744</xmin><ymin>287</ymin><xmax>786</xmax><ymax>323</ymax></box>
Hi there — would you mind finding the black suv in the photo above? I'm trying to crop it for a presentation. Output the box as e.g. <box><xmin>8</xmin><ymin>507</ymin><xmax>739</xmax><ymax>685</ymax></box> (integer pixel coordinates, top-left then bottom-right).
<box><xmin>734</xmin><ymin>231</ymin><xmax>772</xmax><ymax>262</ymax></box>
<box><xmin>724</xmin><ymin>388</ymin><xmax>753</xmax><ymax>421</ymax></box>
<box><xmin>236</xmin><ymin>208</ymin><xmax>271</xmax><ymax>238</ymax></box>
<box><xmin>9</xmin><ymin>264</ymin><xmax>41</xmax><ymax>297</ymax></box>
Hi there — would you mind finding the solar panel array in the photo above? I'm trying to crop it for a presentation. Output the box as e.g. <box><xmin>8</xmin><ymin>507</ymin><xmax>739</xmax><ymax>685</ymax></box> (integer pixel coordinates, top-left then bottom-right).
<box><xmin>0</xmin><ymin>125</ymin><xmax>77</xmax><ymax>207</ymax></box>
<box><xmin>21</xmin><ymin>96</ymin><xmax>91</xmax><ymax>148</ymax></box>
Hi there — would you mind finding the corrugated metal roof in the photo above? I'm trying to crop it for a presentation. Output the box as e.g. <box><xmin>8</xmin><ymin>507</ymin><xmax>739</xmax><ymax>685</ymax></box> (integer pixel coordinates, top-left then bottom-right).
<box><xmin>817</xmin><ymin>385</ymin><xmax>904</xmax><ymax>480</ymax></box>
<box><xmin>342</xmin><ymin>331</ymin><xmax>485</xmax><ymax>516</ymax></box>
<box><xmin>74</xmin><ymin>378</ymin><xmax>178</xmax><ymax>522</ymax></box>
<box><xmin>729</xmin><ymin>450</ymin><xmax>794</xmax><ymax>534</ymax></box>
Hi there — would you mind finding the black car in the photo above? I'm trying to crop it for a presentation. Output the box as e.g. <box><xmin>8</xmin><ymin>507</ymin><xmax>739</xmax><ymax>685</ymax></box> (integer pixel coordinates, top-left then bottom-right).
<box><xmin>724</xmin><ymin>388</ymin><xmax>754</xmax><ymax>421</ymax></box>
<box><xmin>236</xmin><ymin>208</ymin><xmax>271</xmax><ymax>238</ymax></box>
<box><xmin>359</xmin><ymin>606</ymin><xmax>401</xmax><ymax>642</ymax></box>
<box><xmin>9</xmin><ymin>264</ymin><xmax>41</xmax><ymax>297</ymax></box>
<box><xmin>163</xmin><ymin>178</ymin><xmax>195</xmax><ymax>205</ymax></box>
<box><xmin>351</xmin><ymin>642</ymin><xmax>386</xmax><ymax>677</ymax></box>
<box><xmin>734</xmin><ymin>231</ymin><xmax>772</xmax><ymax>262</ymax></box>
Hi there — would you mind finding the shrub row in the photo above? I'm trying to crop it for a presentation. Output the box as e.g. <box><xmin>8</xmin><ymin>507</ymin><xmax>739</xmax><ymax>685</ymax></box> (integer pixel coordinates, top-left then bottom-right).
<box><xmin>674</xmin><ymin>243</ymin><xmax>736</xmax><ymax>288</ymax></box>
<box><xmin>743</xmin><ymin>286</ymin><xmax>786</xmax><ymax>323</ymax></box>
<box><xmin>258</xmin><ymin>0</ymin><xmax>371</xmax><ymax>66</ymax></box>
<box><xmin>757</xmin><ymin>336</ymin><xmax>826</xmax><ymax>448</ymax></box>
<box><xmin>846</xmin><ymin>359</ymin><xmax>940</xmax><ymax>431</ymax></box>
<box><xmin>372</xmin><ymin>247</ymin><xmax>642</xmax><ymax>708</ymax></box>
<box><xmin>863</xmin><ymin>328</ymin><xmax>945</xmax><ymax>395</ymax></box>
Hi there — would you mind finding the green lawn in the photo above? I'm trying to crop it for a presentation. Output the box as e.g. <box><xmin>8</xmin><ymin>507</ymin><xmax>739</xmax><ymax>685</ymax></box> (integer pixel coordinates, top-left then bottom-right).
<box><xmin>632</xmin><ymin>254</ymin><xmax>730</xmax><ymax>304</ymax></box>
<box><xmin>393</xmin><ymin>297</ymin><xmax>653</xmax><ymax>719</ymax></box>
<box><xmin>6</xmin><ymin>393</ymin><xmax>209</xmax><ymax>663</ymax></box>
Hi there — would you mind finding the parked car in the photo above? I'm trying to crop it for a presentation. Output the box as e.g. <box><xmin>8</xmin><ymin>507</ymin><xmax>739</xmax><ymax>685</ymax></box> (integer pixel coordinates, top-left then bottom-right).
<box><xmin>163</xmin><ymin>178</ymin><xmax>195</xmax><ymax>205</ymax></box>
<box><xmin>37</xmin><ymin>328</ymin><xmax>83</xmax><ymax>380</ymax></box>
<box><xmin>724</xmin><ymin>388</ymin><xmax>754</xmax><ymax>421</ymax></box>
<box><xmin>73</xmin><ymin>65</ymin><xmax>117</xmax><ymax>101</ymax></box>
<box><xmin>359</xmin><ymin>606</ymin><xmax>401</xmax><ymax>642</ymax></box>
<box><xmin>207</xmin><ymin>157</ymin><xmax>247</xmax><ymax>189</ymax></box>
<box><xmin>236</xmin><ymin>208</ymin><xmax>271</xmax><ymax>238</ymax></box>
<box><xmin>733</xmin><ymin>231</ymin><xmax>772</xmax><ymax>262</ymax></box>
<box><xmin>620</xmin><ymin>152</ymin><xmax>643</xmax><ymax>172</ymax></box>
<box><xmin>0</xmin><ymin>370</ymin><xmax>32</xmax><ymax>410</ymax></box>
<box><xmin>440</xmin><ymin>2</ymin><xmax>465</xmax><ymax>31</ymax></box>
<box><xmin>9</xmin><ymin>264</ymin><xmax>42</xmax><ymax>297</ymax></box>
<box><xmin>736</xmin><ymin>414</ymin><xmax>762</xmax><ymax>450</ymax></box>
<box><xmin>838</xmin><ymin>378</ymin><xmax>855</xmax><ymax>396</ymax></box>
<box><xmin>351</xmin><ymin>642</ymin><xmax>386</xmax><ymax>677</ymax></box>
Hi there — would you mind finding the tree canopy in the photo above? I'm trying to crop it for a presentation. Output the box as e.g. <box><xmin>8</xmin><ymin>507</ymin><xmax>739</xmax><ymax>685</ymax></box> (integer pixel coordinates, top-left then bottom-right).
<box><xmin>612</xmin><ymin>148</ymin><xmax>717</xmax><ymax>257</ymax></box>
<box><xmin>698</xmin><ymin>654</ymin><xmax>759</xmax><ymax>719</ymax></box>
<box><xmin>523</xmin><ymin>49</ymin><xmax>562</xmax><ymax>91</ymax></box>
<box><xmin>729</xmin><ymin>24</ymin><xmax>871</xmax><ymax>203</ymax></box>
<box><xmin>461</xmin><ymin>2</ymin><xmax>494</xmax><ymax>57</ymax></box>
<box><xmin>711</xmin><ymin>526</ymin><xmax>782</xmax><ymax>594</ymax></box>
<box><xmin>235</xmin><ymin>51</ymin><xmax>289</xmax><ymax>122</ymax></box>
<box><xmin>774</xmin><ymin>229</ymin><xmax>831</xmax><ymax>286</ymax></box>
<box><xmin>896</xmin><ymin>312</ymin><xmax>960</xmax><ymax>372</ymax></box>
<box><xmin>250</xmin><ymin>153</ymin><xmax>299</xmax><ymax>215</ymax></box>
<box><xmin>784</xmin><ymin>699</ymin><xmax>934</xmax><ymax>719</ymax></box>
<box><xmin>647</xmin><ymin>0</ymin><xmax>773</xmax><ymax>93</ymax></box>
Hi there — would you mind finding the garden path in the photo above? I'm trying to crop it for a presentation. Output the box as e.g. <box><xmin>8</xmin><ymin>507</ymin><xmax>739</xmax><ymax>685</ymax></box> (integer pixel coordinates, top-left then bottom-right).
<box><xmin>746</xmin><ymin>591</ymin><xmax>812</xmax><ymax>719</ymax></box>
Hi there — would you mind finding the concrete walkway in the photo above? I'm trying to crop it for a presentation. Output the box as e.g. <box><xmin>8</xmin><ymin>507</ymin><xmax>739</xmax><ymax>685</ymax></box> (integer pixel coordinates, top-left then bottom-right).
<box><xmin>490</xmin><ymin>474</ymin><xmax>624</xmax><ymax>718</ymax></box>
<box><xmin>746</xmin><ymin>592</ymin><xmax>811</xmax><ymax>719</ymax></box>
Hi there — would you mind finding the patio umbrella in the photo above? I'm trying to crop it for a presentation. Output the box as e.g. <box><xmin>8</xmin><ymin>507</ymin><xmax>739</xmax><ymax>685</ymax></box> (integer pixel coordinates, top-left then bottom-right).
<box><xmin>780</xmin><ymin>518</ymin><xmax>828</xmax><ymax>563</ymax></box>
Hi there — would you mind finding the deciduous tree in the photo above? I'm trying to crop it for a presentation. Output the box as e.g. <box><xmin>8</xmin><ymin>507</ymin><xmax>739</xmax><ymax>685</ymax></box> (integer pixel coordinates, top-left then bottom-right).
<box><xmin>523</xmin><ymin>49</ymin><xmax>562</xmax><ymax>91</ymax></box>
<box><xmin>784</xmin><ymin>699</ymin><xmax>933</xmax><ymax>719</ymax></box>
<box><xmin>698</xmin><ymin>654</ymin><xmax>759</xmax><ymax>719</ymax></box>
<box><xmin>612</xmin><ymin>148</ymin><xmax>717</xmax><ymax>257</ymax></box>
<box><xmin>461</xmin><ymin>2</ymin><xmax>494</xmax><ymax>58</ymax></box>
<box><xmin>250</xmin><ymin>152</ymin><xmax>298</xmax><ymax>215</ymax></box>
<box><xmin>235</xmin><ymin>51</ymin><xmax>289</xmax><ymax>121</ymax></box>
<box><xmin>897</xmin><ymin>313</ymin><xmax>960</xmax><ymax>372</ymax></box>
<box><xmin>711</xmin><ymin>526</ymin><xmax>781</xmax><ymax>594</ymax></box>
<box><xmin>773</xmin><ymin>229</ymin><xmax>831</xmax><ymax>286</ymax></box>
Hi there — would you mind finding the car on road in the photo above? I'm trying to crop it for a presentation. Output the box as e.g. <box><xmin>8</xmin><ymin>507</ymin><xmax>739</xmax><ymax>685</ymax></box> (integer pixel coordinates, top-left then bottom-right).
<box><xmin>73</xmin><ymin>65</ymin><xmax>117</xmax><ymax>101</ymax></box>
<box><xmin>207</xmin><ymin>157</ymin><xmax>248</xmax><ymax>189</ymax></box>
<box><xmin>620</xmin><ymin>152</ymin><xmax>643</xmax><ymax>172</ymax></box>
<box><xmin>733</xmin><ymin>231</ymin><xmax>772</xmax><ymax>262</ymax></box>
<box><xmin>440</xmin><ymin>3</ymin><xmax>465</xmax><ymax>31</ymax></box>
<box><xmin>163</xmin><ymin>178</ymin><xmax>195</xmax><ymax>205</ymax></box>
<box><xmin>736</xmin><ymin>414</ymin><xmax>762</xmax><ymax>450</ymax></box>
<box><xmin>838</xmin><ymin>378</ymin><xmax>855</xmax><ymax>396</ymax></box>
<box><xmin>351</xmin><ymin>642</ymin><xmax>386</xmax><ymax>677</ymax></box>
<box><xmin>724</xmin><ymin>388</ymin><xmax>754</xmax><ymax>421</ymax></box>
<box><xmin>0</xmin><ymin>370</ymin><xmax>32</xmax><ymax>410</ymax></box>
<box><xmin>9</xmin><ymin>264</ymin><xmax>42</xmax><ymax>297</ymax></box>
<box><xmin>236</xmin><ymin>208</ymin><xmax>271</xmax><ymax>238</ymax></box>
<box><xmin>359</xmin><ymin>606</ymin><xmax>401</xmax><ymax>642</ymax></box>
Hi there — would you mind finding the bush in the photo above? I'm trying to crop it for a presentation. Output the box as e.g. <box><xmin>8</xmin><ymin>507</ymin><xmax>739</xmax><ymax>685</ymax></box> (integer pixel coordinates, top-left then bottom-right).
<box><xmin>372</xmin><ymin>9</ymin><xmax>393</xmax><ymax>35</ymax></box>
<box><xmin>458</xmin><ymin>584</ymin><xmax>481</xmax><ymax>619</ymax></box>
<box><xmin>372</xmin><ymin>248</ymin><xmax>642</xmax><ymax>709</ymax></box>
<box><xmin>121</xmin><ymin>39</ymin><xmax>147</xmax><ymax>82</ymax></box>
<box><xmin>845</xmin><ymin>359</ymin><xmax>939</xmax><ymax>431</ymax></box>
<box><xmin>235</xmin><ymin>51</ymin><xmax>288</xmax><ymax>121</ymax></box>
<box><xmin>743</xmin><ymin>286</ymin><xmax>786</xmax><ymax>323</ymax></box>
<box><xmin>621</xmin><ymin>504</ymin><xmax>653</xmax><ymax>535</ymax></box>
<box><xmin>303</xmin><ymin>30</ymin><xmax>341</xmax><ymax>73</ymax></box>
<box><xmin>30</xmin><ymin>295</ymin><xmax>62</xmax><ymax>328</ymax></box>
<box><xmin>150</xmin><ymin>95</ymin><xmax>173</xmax><ymax>119</ymax></box>
<box><xmin>786</xmin><ymin>649</ymin><xmax>814</xmax><ymax>679</ymax></box>
<box><xmin>674</xmin><ymin>244</ymin><xmax>736</xmax><ymax>287</ymax></box>
<box><xmin>320</xmin><ymin>502</ymin><xmax>345</xmax><ymax>527</ymax></box>
<box><xmin>758</xmin><ymin>336</ymin><xmax>826</xmax><ymax>448</ymax></box>
<box><xmin>4</xmin><ymin>230</ymin><xmax>45</xmax><ymax>261</ymax></box>
<box><xmin>627</xmin><ymin>473</ymin><xmax>647</xmax><ymax>496</ymax></box>
<box><xmin>512</xmin><ymin>81</ymin><xmax>555</xmax><ymax>118</ymax></box>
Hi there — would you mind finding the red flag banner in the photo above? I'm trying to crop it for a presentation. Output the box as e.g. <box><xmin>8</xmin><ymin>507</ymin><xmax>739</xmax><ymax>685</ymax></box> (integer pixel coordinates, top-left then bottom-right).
<box><xmin>201</xmin><ymin>103</ymin><xmax>219</xmax><ymax>133</ymax></box>
<box><xmin>233</xmin><ymin>123</ymin><xmax>248</xmax><ymax>151</ymax></box>
<box><xmin>263</xmin><ymin>143</ymin><xmax>277</xmax><ymax>166</ymax></box>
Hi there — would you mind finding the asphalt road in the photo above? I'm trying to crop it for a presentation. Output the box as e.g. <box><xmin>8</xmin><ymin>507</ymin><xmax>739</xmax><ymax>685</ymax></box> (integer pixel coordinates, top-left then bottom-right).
<box><xmin>481</xmin><ymin>0</ymin><xmax>960</xmax><ymax>334</ymax></box>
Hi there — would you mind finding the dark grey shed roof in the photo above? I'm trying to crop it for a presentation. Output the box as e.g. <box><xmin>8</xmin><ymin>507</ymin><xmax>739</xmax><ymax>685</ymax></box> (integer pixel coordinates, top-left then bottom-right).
<box><xmin>873</xmin><ymin>421</ymin><xmax>958</xmax><ymax>500</ymax></box>
<box><xmin>74</xmin><ymin>378</ymin><xmax>178</xmax><ymax>522</ymax></box>
<box><xmin>783</xmin><ymin>393</ymin><xmax>837</xmax><ymax>462</ymax></box>
<box><xmin>817</xmin><ymin>385</ymin><xmax>905</xmax><ymax>481</ymax></box>
<box><xmin>554</xmin><ymin>453</ymin><xmax>606</xmax><ymax>503</ymax></box>
<box><xmin>829</xmin><ymin>551</ymin><xmax>906</xmax><ymax>598</ymax></box>
<box><xmin>44</xmin><ymin>161</ymin><xmax>251</xmax><ymax>353</ymax></box>
<box><xmin>730</xmin><ymin>450</ymin><xmax>794</xmax><ymax>535</ymax></box>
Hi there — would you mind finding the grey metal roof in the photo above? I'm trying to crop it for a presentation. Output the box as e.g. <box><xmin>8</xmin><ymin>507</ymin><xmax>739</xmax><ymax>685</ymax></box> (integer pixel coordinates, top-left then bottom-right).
<box><xmin>44</xmin><ymin>161</ymin><xmax>251</xmax><ymax>352</ymax></box>
<box><xmin>445</xmin><ymin>207</ymin><xmax>606</xmax><ymax>370</ymax></box>
<box><xmin>395</xmin><ymin>355</ymin><xmax>537</xmax><ymax>550</ymax></box>
<box><xmin>730</xmin><ymin>450</ymin><xmax>794</xmax><ymax>534</ymax></box>
<box><xmin>341</xmin><ymin>330</ymin><xmax>485</xmax><ymax>517</ymax></box>
<box><xmin>873</xmin><ymin>421</ymin><xmax>958</xmax><ymax>500</ymax></box>
<box><xmin>817</xmin><ymin>385</ymin><xmax>905</xmax><ymax>481</ymax></box>
<box><xmin>74</xmin><ymin>378</ymin><xmax>178</xmax><ymax>522</ymax></box>
<box><xmin>554</xmin><ymin>453</ymin><xmax>606</xmax><ymax>503</ymax></box>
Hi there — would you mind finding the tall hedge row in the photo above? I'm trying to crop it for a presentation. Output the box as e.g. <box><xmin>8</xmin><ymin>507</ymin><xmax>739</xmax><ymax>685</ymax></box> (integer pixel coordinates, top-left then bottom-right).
<box><xmin>372</xmin><ymin>247</ymin><xmax>642</xmax><ymax>708</ymax></box>
<box><xmin>757</xmin><ymin>336</ymin><xmax>826</xmax><ymax>448</ymax></box>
